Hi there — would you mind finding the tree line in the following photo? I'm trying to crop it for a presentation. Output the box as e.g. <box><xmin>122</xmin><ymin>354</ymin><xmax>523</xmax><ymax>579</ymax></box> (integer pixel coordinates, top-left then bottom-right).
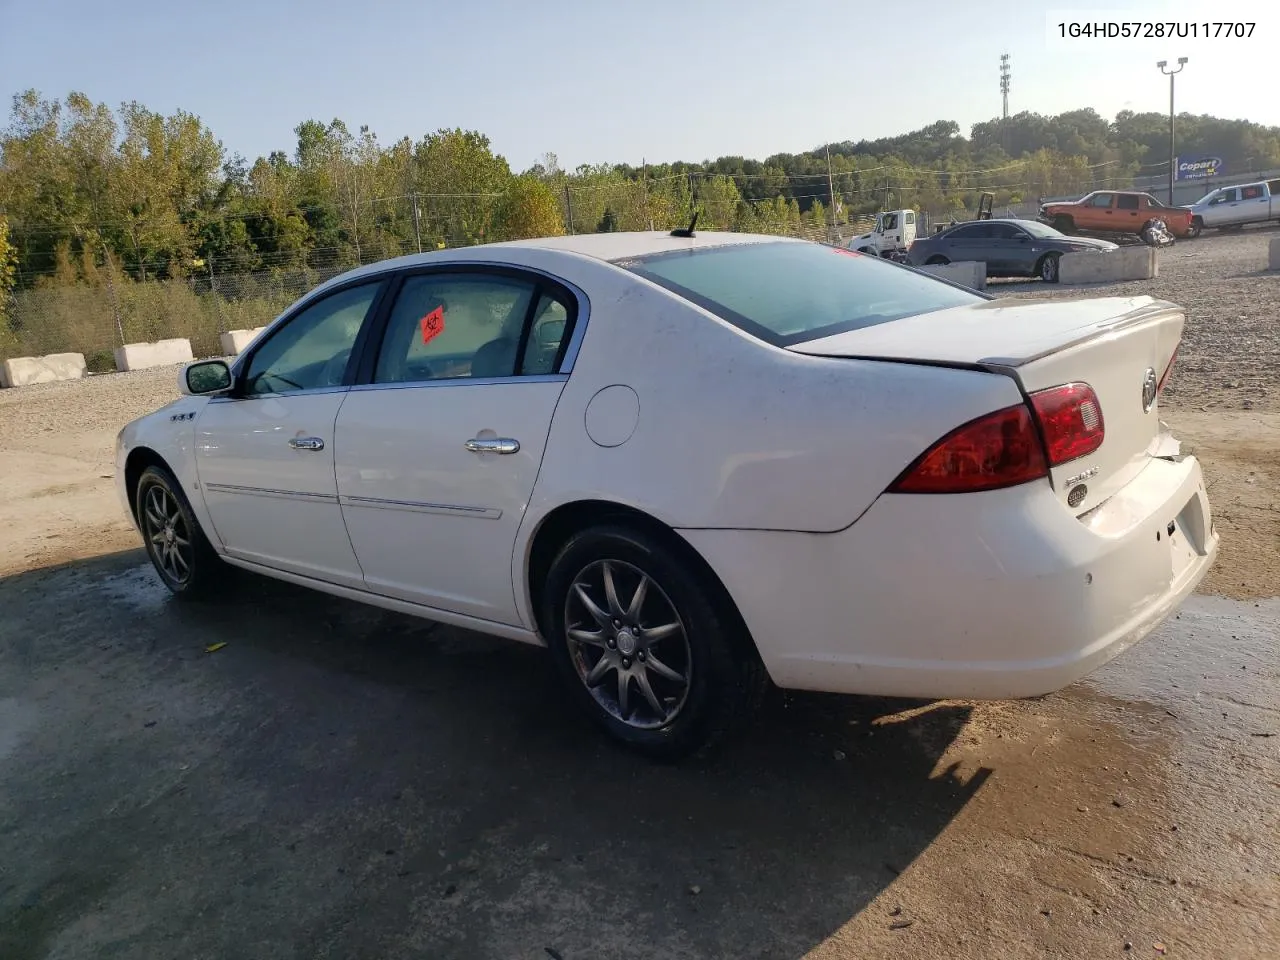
<box><xmin>3</xmin><ymin>88</ymin><xmax>1280</xmax><ymax>297</ymax></box>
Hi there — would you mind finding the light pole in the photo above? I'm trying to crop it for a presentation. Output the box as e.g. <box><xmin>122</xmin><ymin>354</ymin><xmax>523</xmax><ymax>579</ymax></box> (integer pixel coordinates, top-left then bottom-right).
<box><xmin>1157</xmin><ymin>58</ymin><xmax>1188</xmax><ymax>205</ymax></box>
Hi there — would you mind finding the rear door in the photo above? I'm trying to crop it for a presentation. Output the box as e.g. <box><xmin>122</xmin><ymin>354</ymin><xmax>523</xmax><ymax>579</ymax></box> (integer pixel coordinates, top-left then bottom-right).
<box><xmin>986</xmin><ymin>222</ymin><xmax>1029</xmax><ymax>274</ymax></box>
<box><xmin>1268</xmin><ymin>181</ymin><xmax>1280</xmax><ymax>217</ymax></box>
<box><xmin>334</xmin><ymin>267</ymin><xmax>579</xmax><ymax>626</ymax></box>
<box><xmin>1116</xmin><ymin>193</ymin><xmax>1143</xmax><ymax>230</ymax></box>
<box><xmin>1239</xmin><ymin>183</ymin><xmax>1270</xmax><ymax>223</ymax></box>
<box><xmin>939</xmin><ymin>222</ymin><xmax>990</xmax><ymax>263</ymax></box>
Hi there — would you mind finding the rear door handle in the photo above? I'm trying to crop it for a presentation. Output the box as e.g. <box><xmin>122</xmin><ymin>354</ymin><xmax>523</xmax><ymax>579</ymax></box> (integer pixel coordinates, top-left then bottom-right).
<box><xmin>465</xmin><ymin>437</ymin><xmax>520</xmax><ymax>455</ymax></box>
<box><xmin>289</xmin><ymin>436</ymin><xmax>325</xmax><ymax>451</ymax></box>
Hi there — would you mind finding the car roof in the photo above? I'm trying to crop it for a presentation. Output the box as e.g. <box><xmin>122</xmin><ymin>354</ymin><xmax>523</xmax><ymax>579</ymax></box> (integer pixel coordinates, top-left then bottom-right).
<box><xmin>310</xmin><ymin>231</ymin><xmax>801</xmax><ymax>296</ymax></box>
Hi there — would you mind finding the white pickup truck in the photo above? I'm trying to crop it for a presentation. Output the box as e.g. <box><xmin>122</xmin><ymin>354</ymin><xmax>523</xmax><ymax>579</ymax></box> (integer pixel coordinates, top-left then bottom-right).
<box><xmin>1186</xmin><ymin>178</ymin><xmax>1280</xmax><ymax>235</ymax></box>
<box><xmin>845</xmin><ymin>209</ymin><xmax>918</xmax><ymax>258</ymax></box>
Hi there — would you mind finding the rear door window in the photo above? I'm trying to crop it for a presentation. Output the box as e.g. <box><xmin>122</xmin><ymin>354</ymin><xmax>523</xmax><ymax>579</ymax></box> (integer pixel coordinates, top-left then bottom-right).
<box><xmin>1116</xmin><ymin>195</ymin><xmax>1140</xmax><ymax>210</ymax></box>
<box><xmin>617</xmin><ymin>241</ymin><xmax>984</xmax><ymax>348</ymax></box>
<box><xmin>1241</xmin><ymin>184</ymin><xmax>1265</xmax><ymax>200</ymax></box>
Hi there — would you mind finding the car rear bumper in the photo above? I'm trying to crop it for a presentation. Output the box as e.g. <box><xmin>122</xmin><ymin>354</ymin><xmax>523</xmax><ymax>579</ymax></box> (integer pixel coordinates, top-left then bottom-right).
<box><xmin>679</xmin><ymin>455</ymin><xmax>1217</xmax><ymax>699</ymax></box>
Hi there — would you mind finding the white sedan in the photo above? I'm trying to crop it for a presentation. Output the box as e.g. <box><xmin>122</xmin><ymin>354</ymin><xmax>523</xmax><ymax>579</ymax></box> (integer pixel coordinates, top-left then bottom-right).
<box><xmin>116</xmin><ymin>231</ymin><xmax>1218</xmax><ymax>758</ymax></box>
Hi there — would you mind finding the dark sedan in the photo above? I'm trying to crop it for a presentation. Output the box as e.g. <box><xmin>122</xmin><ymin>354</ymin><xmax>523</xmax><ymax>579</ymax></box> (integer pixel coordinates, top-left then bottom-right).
<box><xmin>906</xmin><ymin>218</ymin><xmax>1117</xmax><ymax>283</ymax></box>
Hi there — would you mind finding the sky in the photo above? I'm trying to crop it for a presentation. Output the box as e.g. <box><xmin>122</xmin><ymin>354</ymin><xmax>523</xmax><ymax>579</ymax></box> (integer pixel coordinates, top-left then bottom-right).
<box><xmin>0</xmin><ymin>0</ymin><xmax>1275</xmax><ymax>171</ymax></box>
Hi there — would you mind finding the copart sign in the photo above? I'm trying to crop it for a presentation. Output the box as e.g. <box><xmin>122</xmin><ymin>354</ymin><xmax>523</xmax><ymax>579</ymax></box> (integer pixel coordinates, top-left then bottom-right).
<box><xmin>1175</xmin><ymin>156</ymin><xmax>1224</xmax><ymax>181</ymax></box>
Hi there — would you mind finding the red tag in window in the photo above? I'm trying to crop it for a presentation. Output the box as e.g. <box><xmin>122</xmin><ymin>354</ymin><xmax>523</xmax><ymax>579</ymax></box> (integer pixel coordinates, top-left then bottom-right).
<box><xmin>420</xmin><ymin>305</ymin><xmax>445</xmax><ymax>344</ymax></box>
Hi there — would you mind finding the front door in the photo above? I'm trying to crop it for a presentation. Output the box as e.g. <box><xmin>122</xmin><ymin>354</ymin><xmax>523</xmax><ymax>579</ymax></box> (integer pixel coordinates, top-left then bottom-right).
<box><xmin>1202</xmin><ymin>187</ymin><xmax>1239</xmax><ymax>227</ymax></box>
<box><xmin>195</xmin><ymin>280</ymin><xmax>385</xmax><ymax>588</ymax></box>
<box><xmin>335</xmin><ymin>269</ymin><xmax>578</xmax><ymax>626</ymax></box>
<box><xmin>1083</xmin><ymin>192</ymin><xmax>1115</xmax><ymax>231</ymax></box>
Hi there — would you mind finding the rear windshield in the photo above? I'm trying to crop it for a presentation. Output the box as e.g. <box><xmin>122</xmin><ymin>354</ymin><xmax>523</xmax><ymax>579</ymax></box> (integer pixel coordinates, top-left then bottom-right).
<box><xmin>616</xmin><ymin>241</ymin><xmax>983</xmax><ymax>347</ymax></box>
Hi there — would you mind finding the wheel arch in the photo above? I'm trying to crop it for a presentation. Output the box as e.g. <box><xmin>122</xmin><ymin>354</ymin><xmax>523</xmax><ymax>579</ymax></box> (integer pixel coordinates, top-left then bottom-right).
<box><xmin>123</xmin><ymin>446</ymin><xmax>176</xmax><ymax>523</ymax></box>
<box><xmin>522</xmin><ymin>499</ymin><xmax>757</xmax><ymax>654</ymax></box>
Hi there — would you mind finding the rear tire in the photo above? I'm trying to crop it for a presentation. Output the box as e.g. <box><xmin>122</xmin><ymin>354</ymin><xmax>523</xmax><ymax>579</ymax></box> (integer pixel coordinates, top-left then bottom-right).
<box><xmin>925</xmin><ymin>255</ymin><xmax>950</xmax><ymax>266</ymax></box>
<box><xmin>541</xmin><ymin>524</ymin><xmax>768</xmax><ymax>761</ymax></box>
<box><xmin>1038</xmin><ymin>252</ymin><xmax>1061</xmax><ymax>283</ymax></box>
<box><xmin>135</xmin><ymin>465</ymin><xmax>224</xmax><ymax>601</ymax></box>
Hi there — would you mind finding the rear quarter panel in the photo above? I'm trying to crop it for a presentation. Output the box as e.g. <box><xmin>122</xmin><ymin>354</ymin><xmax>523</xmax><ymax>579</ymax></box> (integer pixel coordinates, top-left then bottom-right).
<box><xmin>506</xmin><ymin>251</ymin><xmax>1026</xmax><ymax>540</ymax></box>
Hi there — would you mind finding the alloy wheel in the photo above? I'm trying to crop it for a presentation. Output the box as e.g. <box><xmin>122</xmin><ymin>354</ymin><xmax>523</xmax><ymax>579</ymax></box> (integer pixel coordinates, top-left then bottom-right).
<box><xmin>564</xmin><ymin>559</ymin><xmax>692</xmax><ymax>730</ymax></box>
<box><xmin>142</xmin><ymin>484</ymin><xmax>193</xmax><ymax>585</ymax></box>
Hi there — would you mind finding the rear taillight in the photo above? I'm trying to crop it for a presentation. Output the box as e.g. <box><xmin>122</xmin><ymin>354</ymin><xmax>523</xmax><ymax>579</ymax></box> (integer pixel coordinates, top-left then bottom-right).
<box><xmin>889</xmin><ymin>404</ymin><xmax>1049</xmax><ymax>494</ymax></box>
<box><xmin>891</xmin><ymin>382</ymin><xmax>1107</xmax><ymax>495</ymax></box>
<box><xmin>1028</xmin><ymin>382</ymin><xmax>1105</xmax><ymax>465</ymax></box>
<box><xmin>1157</xmin><ymin>346</ymin><xmax>1178</xmax><ymax>395</ymax></box>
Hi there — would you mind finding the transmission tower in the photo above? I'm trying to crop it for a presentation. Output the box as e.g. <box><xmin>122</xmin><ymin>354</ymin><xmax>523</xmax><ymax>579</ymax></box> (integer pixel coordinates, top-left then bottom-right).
<box><xmin>1000</xmin><ymin>53</ymin><xmax>1011</xmax><ymax>120</ymax></box>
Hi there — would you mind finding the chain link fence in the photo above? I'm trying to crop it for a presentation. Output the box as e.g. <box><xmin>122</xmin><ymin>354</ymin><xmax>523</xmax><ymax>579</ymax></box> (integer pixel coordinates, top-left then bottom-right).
<box><xmin>0</xmin><ymin>192</ymin><xmax>1133</xmax><ymax>367</ymax></box>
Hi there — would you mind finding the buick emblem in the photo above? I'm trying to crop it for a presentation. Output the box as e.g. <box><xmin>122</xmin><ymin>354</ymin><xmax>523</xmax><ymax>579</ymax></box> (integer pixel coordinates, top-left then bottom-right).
<box><xmin>1141</xmin><ymin>367</ymin><xmax>1158</xmax><ymax>414</ymax></box>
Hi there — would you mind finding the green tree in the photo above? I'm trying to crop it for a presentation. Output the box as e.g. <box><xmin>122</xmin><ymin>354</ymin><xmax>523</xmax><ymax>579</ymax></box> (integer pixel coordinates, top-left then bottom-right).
<box><xmin>492</xmin><ymin>176</ymin><xmax>564</xmax><ymax>239</ymax></box>
<box><xmin>412</xmin><ymin>129</ymin><xmax>511</xmax><ymax>245</ymax></box>
<box><xmin>0</xmin><ymin>215</ymin><xmax>17</xmax><ymax>320</ymax></box>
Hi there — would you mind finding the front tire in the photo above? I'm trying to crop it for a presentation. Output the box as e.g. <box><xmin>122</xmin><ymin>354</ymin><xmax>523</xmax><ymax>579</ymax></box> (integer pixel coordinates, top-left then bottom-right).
<box><xmin>1038</xmin><ymin>252</ymin><xmax>1061</xmax><ymax>283</ymax></box>
<box><xmin>135</xmin><ymin>465</ymin><xmax>224</xmax><ymax>600</ymax></box>
<box><xmin>1186</xmin><ymin>217</ymin><xmax>1203</xmax><ymax>239</ymax></box>
<box><xmin>1053</xmin><ymin>215</ymin><xmax>1075</xmax><ymax>235</ymax></box>
<box><xmin>541</xmin><ymin>525</ymin><xmax>767</xmax><ymax>760</ymax></box>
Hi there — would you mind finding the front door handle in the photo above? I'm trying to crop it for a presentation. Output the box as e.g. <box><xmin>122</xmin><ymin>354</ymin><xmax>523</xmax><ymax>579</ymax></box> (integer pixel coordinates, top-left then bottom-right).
<box><xmin>289</xmin><ymin>436</ymin><xmax>325</xmax><ymax>451</ymax></box>
<box><xmin>465</xmin><ymin>437</ymin><xmax>520</xmax><ymax>455</ymax></box>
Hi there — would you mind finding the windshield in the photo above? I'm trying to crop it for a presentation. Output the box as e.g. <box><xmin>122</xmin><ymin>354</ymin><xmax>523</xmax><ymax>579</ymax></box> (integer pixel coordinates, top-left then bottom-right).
<box><xmin>617</xmin><ymin>241</ymin><xmax>984</xmax><ymax>347</ymax></box>
<box><xmin>1017</xmin><ymin>220</ymin><xmax>1067</xmax><ymax>239</ymax></box>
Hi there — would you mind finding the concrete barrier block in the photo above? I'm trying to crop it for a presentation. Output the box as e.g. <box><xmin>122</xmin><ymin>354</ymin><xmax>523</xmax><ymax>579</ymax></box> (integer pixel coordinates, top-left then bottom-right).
<box><xmin>919</xmin><ymin>260</ymin><xmax>987</xmax><ymax>291</ymax></box>
<box><xmin>1060</xmin><ymin>244</ymin><xmax>1157</xmax><ymax>284</ymax></box>
<box><xmin>1270</xmin><ymin>237</ymin><xmax>1280</xmax><ymax>271</ymax></box>
<box><xmin>0</xmin><ymin>352</ymin><xmax>88</xmax><ymax>388</ymax></box>
<box><xmin>219</xmin><ymin>327</ymin><xmax>264</xmax><ymax>356</ymax></box>
<box><xmin>113</xmin><ymin>338</ymin><xmax>194</xmax><ymax>372</ymax></box>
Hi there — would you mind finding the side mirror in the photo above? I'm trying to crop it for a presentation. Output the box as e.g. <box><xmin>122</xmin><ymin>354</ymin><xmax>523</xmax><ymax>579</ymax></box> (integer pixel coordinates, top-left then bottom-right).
<box><xmin>181</xmin><ymin>359</ymin><xmax>233</xmax><ymax>396</ymax></box>
<box><xmin>536</xmin><ymin>318</ymin><xmax>567</xmax><ymax>348</ymax></box>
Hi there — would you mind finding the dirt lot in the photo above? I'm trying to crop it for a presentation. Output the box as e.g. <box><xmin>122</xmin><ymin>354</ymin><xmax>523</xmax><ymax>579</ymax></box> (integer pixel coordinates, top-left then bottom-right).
<box><xmin>0</xmin><ymin>230</ymin><xmax>1277</xmax><ymax>959</ymax></box>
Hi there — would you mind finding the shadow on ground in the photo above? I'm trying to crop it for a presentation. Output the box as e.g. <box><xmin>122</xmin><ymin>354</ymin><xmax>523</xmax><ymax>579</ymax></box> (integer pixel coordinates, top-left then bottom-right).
<box><xmin>0</xmin><ymin>551</ymin><xmax>990</xmax><ymax>960</ymax></box>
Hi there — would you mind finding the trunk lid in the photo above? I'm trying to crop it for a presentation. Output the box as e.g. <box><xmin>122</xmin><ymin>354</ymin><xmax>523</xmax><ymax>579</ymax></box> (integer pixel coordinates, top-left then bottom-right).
<box><xmin>790</xmin><ymin>295</ymin><xmax>1184</xmax><ymax>514</ymax></box>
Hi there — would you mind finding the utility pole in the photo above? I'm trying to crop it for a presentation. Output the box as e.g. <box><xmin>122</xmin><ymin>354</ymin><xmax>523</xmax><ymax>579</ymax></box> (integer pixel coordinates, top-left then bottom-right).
<box><xmin>1157</xmin><ymin>58</ymin><xmax>1188</xmax><ymax>205</ymax></box>
<box><xmin>411</xmin><ymin>192</ymin><xmax>423</xmax><ymax>253</ymax></box>
<box><xmin>825</xmin><ymin>143</ymin><xmax>837</xmax><ymax>242</ymax></box>
<box><xmin>100</xmin><ymin>242</ymin><xmax>124</xmax><ymax>347</ymax></box>
<box><xmin>564</xmin><ymin>184</ymin><xmax>575</xmax><ymax>235</ymax></box>
<box><xmin>1000</xmin><ymin>54</ymin><xmax>1010</xmax><ymax>120</ymax></box>
<box><xmin>1000</xmin><ymin>54</ymin><xmax>1011</xmax><ymax>155</ymax></box>
<box><xmin>642</xmin><ymin>158</ymin><xmax>653</xmax><ymax>230</ymax></box>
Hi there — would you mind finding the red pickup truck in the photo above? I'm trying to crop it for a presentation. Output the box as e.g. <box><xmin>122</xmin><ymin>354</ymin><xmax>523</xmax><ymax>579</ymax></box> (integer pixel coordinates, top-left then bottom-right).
<box><xmin>1039</xmin><ymin>190</ymin><xmax>1197</xmax><ymax>238</ymax></box>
